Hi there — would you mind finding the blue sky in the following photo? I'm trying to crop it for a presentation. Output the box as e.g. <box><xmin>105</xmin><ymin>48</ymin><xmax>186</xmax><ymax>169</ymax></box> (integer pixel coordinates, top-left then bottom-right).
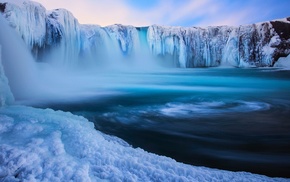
<box><xmin>36</xmin><ymin>0</ymin><xmax>290</xmax><ymax>27</ymax></box>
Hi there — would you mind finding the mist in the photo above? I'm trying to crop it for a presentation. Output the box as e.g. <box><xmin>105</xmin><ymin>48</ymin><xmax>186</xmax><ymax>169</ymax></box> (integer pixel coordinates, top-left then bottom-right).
<box><xmin>0</xmin><ymin>14</ymin><xmax>39</xmax><ymax>101</ymax></box>
<box><xmin>0</xmin><ymin>14</ymin><xmax>166</xmax><ymax>106</ymax></box>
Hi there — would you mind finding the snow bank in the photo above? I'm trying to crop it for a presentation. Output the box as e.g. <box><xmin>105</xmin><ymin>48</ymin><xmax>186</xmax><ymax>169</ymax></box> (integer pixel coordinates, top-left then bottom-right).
<box><xmin>0</xmin><ymin>106</ymin><xmax>288</xmax><ymax>181</ymax></box>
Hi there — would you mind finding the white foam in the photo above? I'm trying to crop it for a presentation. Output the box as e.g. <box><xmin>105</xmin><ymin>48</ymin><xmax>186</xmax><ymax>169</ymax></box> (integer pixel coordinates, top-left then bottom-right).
<box><xmin>160</xmin><ymin>101</ymin><xmax>270</xmax><ymax>117</ymax></box>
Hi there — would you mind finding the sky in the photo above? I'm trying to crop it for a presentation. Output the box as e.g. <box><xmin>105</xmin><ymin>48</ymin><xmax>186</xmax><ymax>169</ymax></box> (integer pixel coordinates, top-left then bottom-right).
<box><xmin>35</xmin><ymin>0</ymin><xmax>290</xmax><ymax>27</ymax></box>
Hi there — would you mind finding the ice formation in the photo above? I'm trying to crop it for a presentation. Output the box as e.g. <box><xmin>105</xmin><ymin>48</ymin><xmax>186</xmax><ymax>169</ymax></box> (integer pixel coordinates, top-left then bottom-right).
<box><xmin>1</xmin><ymin>0</ymin><xmax>290</xmax><ymax>68</ymax></box>
<box><xmin>0</xmin><ymin>106</ymin><xmax>288</xmax><ymax>181</ymax></box>
<box><xmin>0</xmin><ymin>1</ymin><xmax>46</xmax><ymax>50</ymax></box>
<box><xmin>274</xmin><ymin>54</ymin><xmax>290</xmax><ymax>69</ymax></box>
<box><xmin>147</xmin><ymin>22</ymin><xmax>289</xmax><ymax>67</ymax></box>
<box><xmin>0</xmin><ymin>46</ymin><xmax>14</xmax><ymax>107</ymax></box>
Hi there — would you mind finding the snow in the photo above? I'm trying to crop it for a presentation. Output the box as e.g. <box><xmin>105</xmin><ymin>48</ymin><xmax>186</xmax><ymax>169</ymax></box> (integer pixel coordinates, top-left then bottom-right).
<box><xmin>274</xmin><ymin>54</ymin><xmax>290</xmax><ymax>69</ymax></box>
<box><xmin>147</xmin><ymin>22</ymin><xmax>285</xmax><ymax>68</ymax></box>
<box><xmin>79</xmin><ymin>24</ymin><xmax>111</xmax><ymax>65</ymax></box>
<box><xmin>0</xmin><ymin>0</ymin><xmax>46</xmax><ymax>49</ymax></box>
<box><xmin>0</xmin><ymin>0</ymin><xmax>144</xmax><ymax>67</ymax></box>
<box><xmin>45</xmin><ymin>9</ymin><xmax>81</xmax><ymax>66</ymax></box>
<box><xmin>79</xmin><ymin>24</ymin><xmax>145</xmax><ymax>69</ymax></box>
<box><xmin>105</xmin><ymin>24</ymin><xmax>140</xmax><ymax>56</ymax></box>
<box><xmin>0</xmin><ymin>0</ymin><xmax>25</xmax><ymax>6</ymax></box>
<box><xmin>148</xmin><ymin>25</ymin><xmax>188</xmax><ymax>67</ymax></box>
<box><xmin>0</xmin><ymin>0</ymin><xmax>82</xmax><ymax>66</ymax></box>
<box><xmin>0</xmin><ymin>105</ymin><xmax>288</xmax><ymax>181</ymax></box>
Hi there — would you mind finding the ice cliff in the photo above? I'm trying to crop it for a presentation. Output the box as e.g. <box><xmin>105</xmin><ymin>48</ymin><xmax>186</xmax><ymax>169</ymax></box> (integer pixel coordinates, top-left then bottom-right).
<box><xmin>0</xmin><ymin>0</ymin><xmax>289</xmax><ymax>68</ymax></box>
<box><xmin>148</xmin><ymin>23</ymin><xmax>288</xmax><ymax>67</ymax></box>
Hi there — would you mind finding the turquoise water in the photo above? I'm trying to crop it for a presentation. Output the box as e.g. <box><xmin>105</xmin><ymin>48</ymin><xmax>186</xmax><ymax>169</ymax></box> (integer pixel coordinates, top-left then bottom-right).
<box><xmin>38</xmin><ymin>68</ymin><xmax>290</xmax><ymax>177</ymax></box>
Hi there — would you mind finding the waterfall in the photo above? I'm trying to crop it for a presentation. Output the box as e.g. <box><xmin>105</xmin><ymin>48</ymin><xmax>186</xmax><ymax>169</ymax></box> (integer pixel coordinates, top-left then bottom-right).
<box><xmin>0</xmin><ymin>14</ymin><xmax>38</xmax><ymax>101</ymax></box>
<box><xmin>0</xmin><ymin>45</ymin><xmax>14</xmax><ymax>106</ymax></box>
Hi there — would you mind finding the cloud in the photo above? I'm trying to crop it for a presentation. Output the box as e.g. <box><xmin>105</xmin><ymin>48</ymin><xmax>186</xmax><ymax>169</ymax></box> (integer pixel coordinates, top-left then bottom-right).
<box><xmin>36</xmin><ymin>0</ymin><xmax>134</xmax><ymax>26</ymax></box>
<box><xmin>192</xmin><ymin>1</ymin><xmax>256</xmax><ymax>27</ymax></box>
<box><xmin>113</xmin><ymin>0</ymin><xmax>218</xmax><ymax>26</ymax></box>
<box><xmin>32</xmin><ymin>0</ymin><xmax>221</xmax><ymax>26</ymax></box>
<box><xmin>34</xmin><ymin>0</ymin><xmax>290</xmax><ymax>27</ymax></box>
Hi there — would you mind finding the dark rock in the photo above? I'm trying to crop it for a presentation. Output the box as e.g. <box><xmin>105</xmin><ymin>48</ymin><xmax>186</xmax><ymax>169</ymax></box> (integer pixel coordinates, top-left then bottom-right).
<box><xmin>0</xmin><ymin>3</ymin><xmax>6</xmax><ymax>13</ymax></box>
<box><xmin>271</xmin><ymin>20</ymin><xmax>290</xmax><ymax>40</ymax></box>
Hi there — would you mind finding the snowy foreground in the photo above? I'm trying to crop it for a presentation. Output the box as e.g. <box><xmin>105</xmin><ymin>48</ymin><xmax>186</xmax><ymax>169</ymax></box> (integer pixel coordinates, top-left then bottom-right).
<box><xmin>0</xmin><ymin>106</ymin><xmax>288</xmax><ymax>182</ymax></box>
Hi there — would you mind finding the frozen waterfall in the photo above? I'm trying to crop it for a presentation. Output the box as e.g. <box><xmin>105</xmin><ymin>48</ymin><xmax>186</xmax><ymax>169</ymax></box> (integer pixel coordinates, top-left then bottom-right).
<box><xmin>1</xmin><ymin>0</ymin><xmax>290</xmax><ymax>69</ymax></box>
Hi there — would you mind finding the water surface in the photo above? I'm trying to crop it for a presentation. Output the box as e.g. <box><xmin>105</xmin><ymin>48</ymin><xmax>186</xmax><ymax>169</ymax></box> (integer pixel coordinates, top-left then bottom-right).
<box><xmin>36</xmin><ymin>68</ymin><xmax>290</xmax><ymax>177</ymax></box>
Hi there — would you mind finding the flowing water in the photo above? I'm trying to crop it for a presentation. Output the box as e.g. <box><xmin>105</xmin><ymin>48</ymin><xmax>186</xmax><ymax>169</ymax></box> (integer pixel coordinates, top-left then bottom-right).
<box><xmin>2</xmin><ymin>12</ymin><xmax>290</xmax><ymax>178</ymax></box>
<box><xmin>34</xmin><ymin>67</ymin><xmax>290</xmax><ymax>178</ymax></box>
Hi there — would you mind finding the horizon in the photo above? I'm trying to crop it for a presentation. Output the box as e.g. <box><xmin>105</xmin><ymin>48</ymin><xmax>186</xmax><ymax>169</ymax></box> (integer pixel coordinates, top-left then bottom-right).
<box><xmin>31</xmin><ymin>0</ymin><xmax>290</xmax><ymax>27</ymax></box>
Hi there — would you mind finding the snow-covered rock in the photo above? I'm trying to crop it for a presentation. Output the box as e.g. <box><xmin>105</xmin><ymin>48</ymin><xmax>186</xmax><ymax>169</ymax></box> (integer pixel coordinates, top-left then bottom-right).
<box><xmin>0</xmin><ymin>105</ymin><xmax>288</xmax><ymax>181</ymax></box>
<box><xmin>0</xmin><ymin>0</ymin><xmax>290</xmax><ymax>68</ymax></box>
<box><xmin>274</xmin><ymin>54</ymin><xmax>290</xmax><ymax>69</ymax></box>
